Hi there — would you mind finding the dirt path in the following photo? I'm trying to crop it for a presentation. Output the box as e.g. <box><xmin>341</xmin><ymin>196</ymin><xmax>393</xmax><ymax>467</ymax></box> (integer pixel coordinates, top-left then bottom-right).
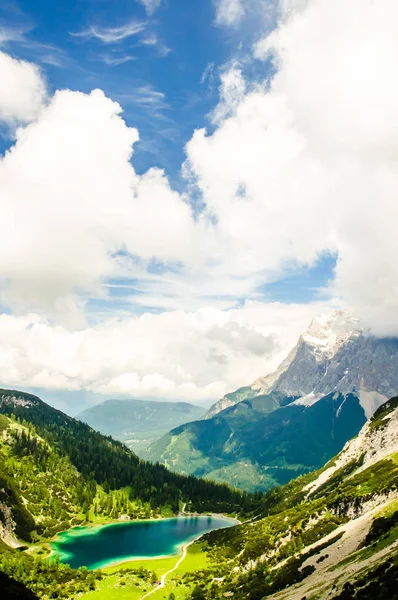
<box><xmin>139</xmin><ymin>513</ymin><xmax>239</xmax><ymax>599</ymax></box>
<box><xmin>140</xmin><ymin>538</ymin><xmax>196</xmax><ymax>600</ymax></box>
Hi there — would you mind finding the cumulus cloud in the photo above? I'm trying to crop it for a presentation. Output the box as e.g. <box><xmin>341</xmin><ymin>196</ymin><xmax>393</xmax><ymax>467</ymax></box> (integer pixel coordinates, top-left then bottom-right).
<box><xmin>1</xmin><ymin>0</ymin><xmax>398</xmax><ymax>400</ymax></box>
<box><xmin>186</xmin><ymin>0</ymin><xmax>398</xmax><ymax>335</ymax></box>
<box><xmin>0</xmin><ymin>302</ymin><xmax>330</xmax><ymax>402</ymax></box>
<box><xmin>211</xmin><ymin>64</ymin><xmax>246</xmax><ymax>124</ymax></box>
<box><xmin>0</xmin><ymin>51</ymin><xmax>46</xmax><ymax>124</ymax></box>
<box><xmin>0</xmin><ymin>88</ymin><xmax>195</xmax><ymax>325</ymax></box>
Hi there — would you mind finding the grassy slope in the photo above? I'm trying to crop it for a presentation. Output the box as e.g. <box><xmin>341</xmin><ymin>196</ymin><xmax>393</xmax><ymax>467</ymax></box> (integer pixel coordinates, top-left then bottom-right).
<box><xmin>80</xmin><ymin>545</ymin><xmax>210</xmax><ymax>600</ymax></box>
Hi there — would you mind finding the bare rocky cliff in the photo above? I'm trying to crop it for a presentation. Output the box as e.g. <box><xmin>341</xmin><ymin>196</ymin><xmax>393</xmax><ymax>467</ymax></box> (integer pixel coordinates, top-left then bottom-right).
<box><xmin>206</xmin><ymin>311</ymin><xmax>398</xmax><ymax>419</ymax></box>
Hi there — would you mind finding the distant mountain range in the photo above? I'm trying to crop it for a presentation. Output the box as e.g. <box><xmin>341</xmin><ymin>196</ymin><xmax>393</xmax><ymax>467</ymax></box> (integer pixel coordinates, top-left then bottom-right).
<box><xmin>145</xmin><ymin>311</ymin><xmax>398</xmax><ymax>490</ymax></box>
<box><xmin>77</xmin><ymin>398</ymin><xmax>205</xmax><ymax>454</ymax></box>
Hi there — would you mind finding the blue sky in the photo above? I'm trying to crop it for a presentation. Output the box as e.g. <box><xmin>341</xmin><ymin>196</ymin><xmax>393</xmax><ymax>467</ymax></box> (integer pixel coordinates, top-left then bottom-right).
<box><xmin>1</xmin><ymin>0</ymin><xmax>231</xmax><ymax>178</ymax></box>
<box><xmin>0</xmin><ymin>0</ymin><xmax>276</xmax><ymax>181</ymax></box>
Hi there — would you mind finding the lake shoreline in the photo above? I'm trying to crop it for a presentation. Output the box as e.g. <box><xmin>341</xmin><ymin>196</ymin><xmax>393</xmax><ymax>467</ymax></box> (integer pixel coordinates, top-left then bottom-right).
<box><xmin>45</xmin><ymin>513</ymin><xmax>240</xmax><ymax>570</ymax></box>
<box><xmin>53</xmin><ymin>510</ymin><xmax>239</xmax><ymax>534</ymax></box>
<box><xmin>49</xmin><ymin>511</ymin><xmax>240</xmax><ymax>541</ymax></box>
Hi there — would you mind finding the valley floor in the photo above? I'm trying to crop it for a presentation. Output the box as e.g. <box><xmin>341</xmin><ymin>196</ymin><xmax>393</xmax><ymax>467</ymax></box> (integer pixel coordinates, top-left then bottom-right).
<box><xmin>79</xmin><ymin>542</ymin><xmax>210</xmax><ymax>600</ymax></box>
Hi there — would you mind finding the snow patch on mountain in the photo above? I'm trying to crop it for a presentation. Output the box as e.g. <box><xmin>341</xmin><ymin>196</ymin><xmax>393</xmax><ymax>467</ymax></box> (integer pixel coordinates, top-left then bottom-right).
<box><xmin>301</xmin><ymin>311</ymin><xmax>361</xmax><ymax>360</ymax></box>
<box><xmin>359</xmin><ymin>390</ymin><xmax>389</xmax><ymax>419</ymax></box>
<box><xmin>291</xmin><ymin>392</ymin><xmax>322</xmax><ymax>407</ymax></box>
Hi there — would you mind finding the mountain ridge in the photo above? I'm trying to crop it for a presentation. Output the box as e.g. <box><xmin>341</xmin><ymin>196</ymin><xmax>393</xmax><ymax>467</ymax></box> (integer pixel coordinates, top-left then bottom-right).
<box><xmin>76</xmin><ymin>398</ymin><xmax>205</xmax><ymax>455</ymax></box>
<box><xmin>207</xmin><ymin>310</ymin><xmax>397</xmax><ymax>419</ymax></box>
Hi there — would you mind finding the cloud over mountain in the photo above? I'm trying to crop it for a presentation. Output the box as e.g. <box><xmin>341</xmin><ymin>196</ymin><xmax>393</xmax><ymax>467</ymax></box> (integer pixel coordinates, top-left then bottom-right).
<box><xmin>0</xmin><ymin>302</ymin><xmax>326</xmax><ymax>402</ymax></box>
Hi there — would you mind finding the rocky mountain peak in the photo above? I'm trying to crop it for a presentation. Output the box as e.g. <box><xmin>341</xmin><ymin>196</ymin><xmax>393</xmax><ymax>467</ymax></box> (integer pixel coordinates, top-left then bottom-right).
<box><xmin>301</xmin><ymin>310</ymin><xmax>361</xmax><ymax>361</ymax></box>
<box><xmin>206</xmin><ymin>310</ymin><xmax>398</xmax><ymax>419</ymax></box>
<box><xmin>250</xmin><ymin>310</ymin><xmax>360</xmax><ymax>396</ymax></box>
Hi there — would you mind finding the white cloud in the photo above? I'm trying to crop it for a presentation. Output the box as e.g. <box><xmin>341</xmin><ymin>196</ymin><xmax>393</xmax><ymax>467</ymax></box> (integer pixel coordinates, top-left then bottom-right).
<box><xmin>0</xmin><ymin>87</ymin><xmax>195</xmax><ymax>325</ymax></box>
<box><xmin>185</xmin><ymin>0</ymin><xmax>398</xmax><ymax>336</ymax></box>
<box><xmin>201</xmin><ymin>63</ymin><xmax>215</xmax><ymax>86</ymax></box>
<box><xmin>0</xmin><ymin>51</ymin><xmax>46</xmax><ymax>124</ymax></box>
<box><xmin>137</xmin><ymin>0</ymin><xmax>162</xmax><ymax>16</ymax></box>
<box><xmin>71</xmin><ymin>20</ymin><xmax>146</xmax><ymax>43</ymax></box>
<box><xmin>97</xmin><ymin>54</ymin><xmax>135</xmax><ymax>66</ymax></box>
<box><xmin>0</xmin><ymin>24</ymin><xmax>30</xmax><ymax>45</ymax></box>
<box><xmin>0</xmin><ymin>302</ymin><xmax>330</xmax><ymax>402</ymax></box>
<box><xmin>137</xmin><ymin>33</ymin><xmax>171</xmax><ymax>56</ymax></box>
<box><xmin>211</xmin><ymin>64</ymin><xmax>246</xmax><ymax>124</ymax></box>
<box><xmin>214</xmin><ymin>0</ymin><xmax>245</xmax><ymax>27</ymax></box>
<box><xmin>213</xmin><ymin>0</ymin><xmax>277</xmax><ymax>29</ymax></box>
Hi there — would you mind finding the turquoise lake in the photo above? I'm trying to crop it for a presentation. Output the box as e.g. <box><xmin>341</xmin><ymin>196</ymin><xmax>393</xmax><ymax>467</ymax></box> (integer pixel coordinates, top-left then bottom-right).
<box><xmin>50</xmin><ymin>515</ymin><xmax>237</xmax><ymax>570</ymax></box>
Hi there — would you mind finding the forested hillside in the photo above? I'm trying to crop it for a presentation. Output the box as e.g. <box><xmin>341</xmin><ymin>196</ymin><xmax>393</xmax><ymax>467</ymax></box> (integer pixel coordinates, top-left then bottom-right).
<box><xmin>146</xmin><ymin>391</ymin><xmax>367</xmax><ymax>491</ymax></box>
<box><xmin>0</xmin><ymin>389</ymin><xmax>253</xmax><ymax>526</ymax></box>
<box><xmin>3</xmin><ymin>391</ymin><xmax>398</xmax><ymax>600</ymax></box>
<box><xmin>0</xmin><ymin>390</ymin><xmax>261</xmax><ymax>545</ymax></box>
<box><xmin>0</xmin><ymin>388</ymin><xmax>261</xmax><ymax>599</ymax></box>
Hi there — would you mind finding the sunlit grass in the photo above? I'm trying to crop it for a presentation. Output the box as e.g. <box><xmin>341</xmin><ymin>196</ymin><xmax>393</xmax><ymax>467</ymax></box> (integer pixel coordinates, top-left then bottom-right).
<box><xmin>80</xmin><ymin>542</ymin><xmax>210</xmax><ymax>600</ymax></box>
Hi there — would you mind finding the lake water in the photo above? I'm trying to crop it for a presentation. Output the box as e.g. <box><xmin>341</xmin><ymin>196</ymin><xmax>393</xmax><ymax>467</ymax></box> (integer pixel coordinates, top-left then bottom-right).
<box><xmin>50</xmin><ymin>515</ymin><xmax>237</xmax><ymax>570</ymax></box>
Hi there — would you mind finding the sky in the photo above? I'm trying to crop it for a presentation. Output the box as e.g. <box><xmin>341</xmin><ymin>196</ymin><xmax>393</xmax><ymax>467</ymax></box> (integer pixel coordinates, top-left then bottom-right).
<box><xmin>0</xmin><ymin>0</ymin><xmax>398</xmax><ymax>413</ymax></box>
